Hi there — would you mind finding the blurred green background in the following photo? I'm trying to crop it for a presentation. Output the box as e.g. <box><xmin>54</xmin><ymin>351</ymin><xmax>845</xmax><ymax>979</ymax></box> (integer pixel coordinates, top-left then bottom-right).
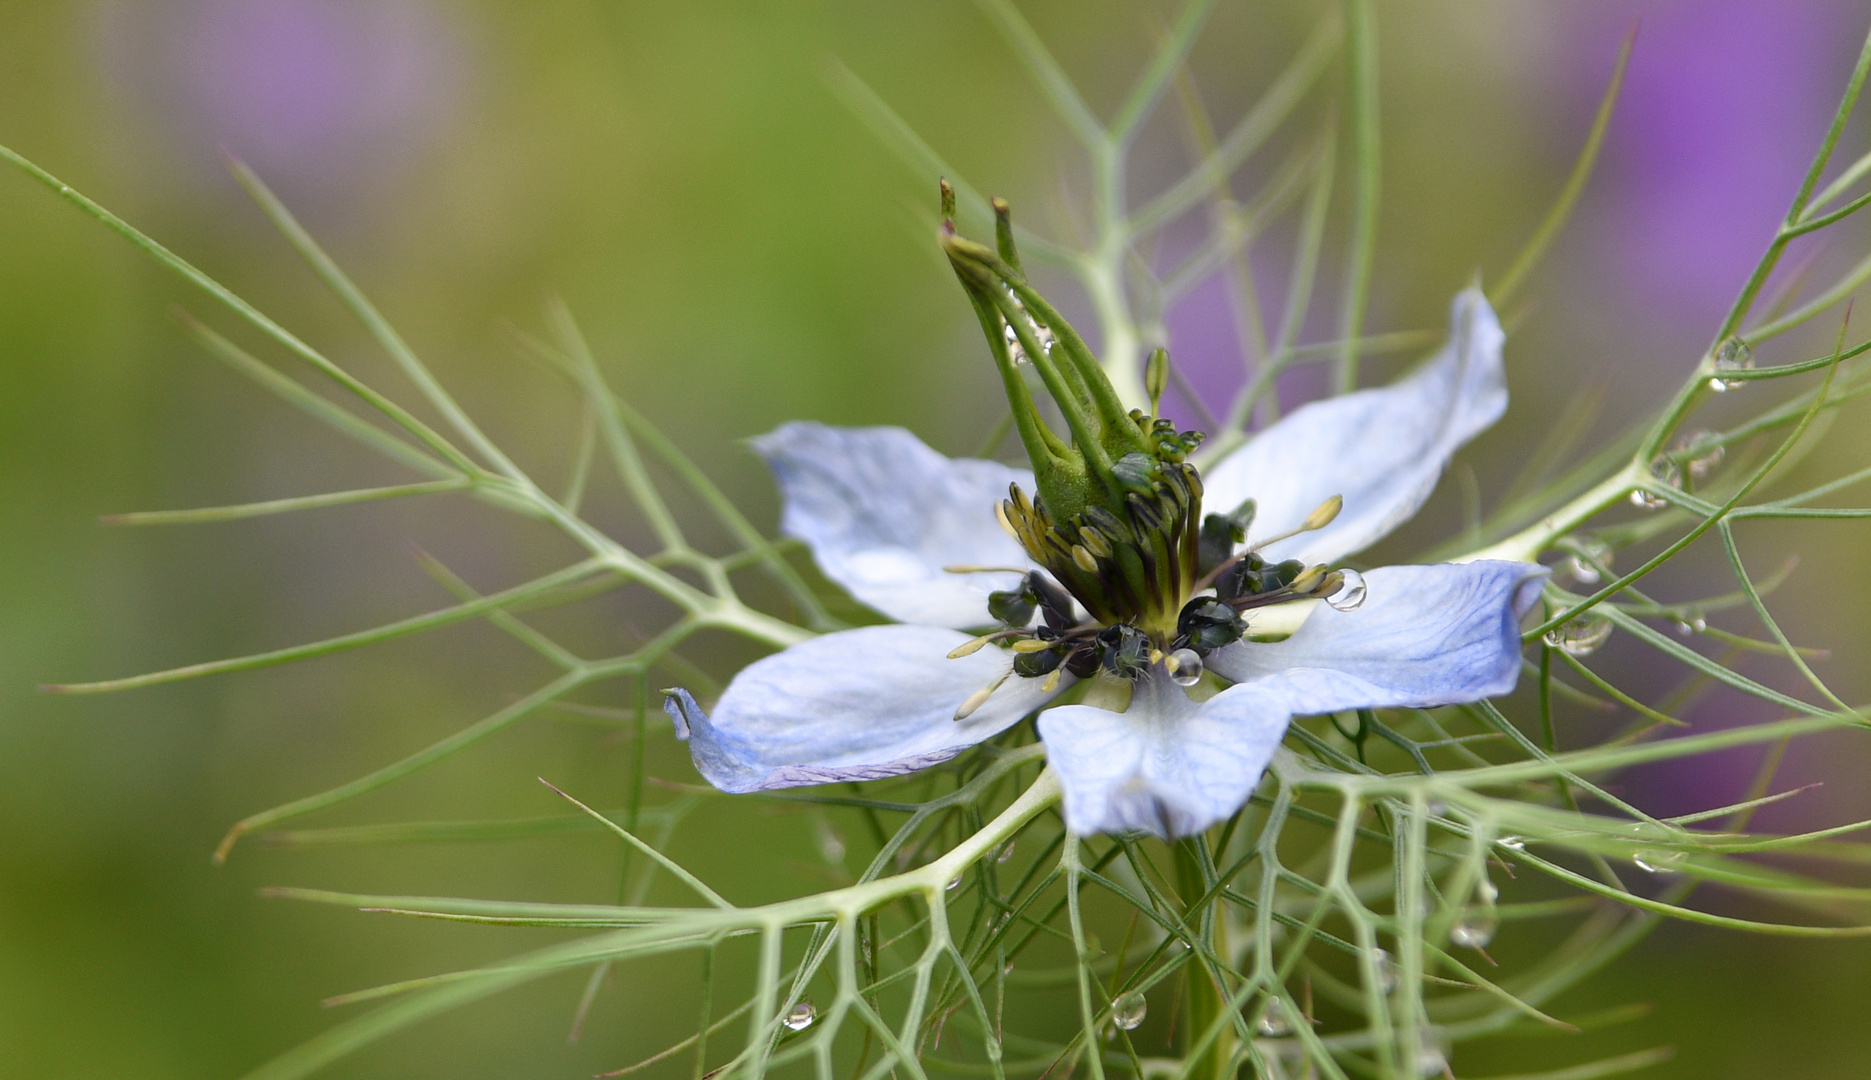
<box><xmin>4</xmin><ymin>1</ymin><xmax>1871</xmax><ymax>1076</ymax></box>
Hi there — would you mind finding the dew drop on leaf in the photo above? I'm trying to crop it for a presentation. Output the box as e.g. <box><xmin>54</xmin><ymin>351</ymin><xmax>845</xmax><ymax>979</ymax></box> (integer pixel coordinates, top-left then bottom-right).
<box><xmin>1633</xmin><ymin>849</ymin><xmax>1686</xmax><ymax>873</ymax></box>
<box><xmin>1112</xmin><ymin>991</ymin><xmax>1147</xmax><ymax>1031</ymax></box>
<box><xmin>783</xmin><ymin>1000</ymin><xmax>817</xmax><ymax>1032</ymax></box>
<box><xmin>1371</xmin><ymin>948</ymin><xmax>1400</xmax><ymax>995</ymax></box>
<box><xmin>1449</xmin><ymin>911</ymin><xmax>1498</xmax><ymax>949</ymax></box>
<box><xmin>1707</xmin><ymin>337</ymin><xmax>1754</xmax><ymax>391</ymax></box>
<box><xmin>1543</xmin><ymin>614</ymin><xmax>1612</xmax><ymax>657</ymax></box>
<box><xmin>1255</xmin><ymin>997</ymin><xmax>1295</xmax><ymax>1038</ymax></box>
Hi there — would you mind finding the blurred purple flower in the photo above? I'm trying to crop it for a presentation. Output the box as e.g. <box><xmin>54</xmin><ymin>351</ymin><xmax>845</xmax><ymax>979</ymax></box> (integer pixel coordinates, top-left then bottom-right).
<box><xmin>1581</xmin><ymin>0</ymin><xmax>1854</xmax><ymax>322</ymax></box>
<box><xmin>94</xmin><ymin>0</ymin><xmax>464</xmax><ymax>194</ymax></box>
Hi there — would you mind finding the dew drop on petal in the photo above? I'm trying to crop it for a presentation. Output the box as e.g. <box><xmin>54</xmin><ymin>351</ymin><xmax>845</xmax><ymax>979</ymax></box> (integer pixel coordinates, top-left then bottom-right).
<box><xmin>1543</xmin><ymin>615</ymin><xmax>1612</xmax><ymax>657</ymax></box>
<box><xmin>1324</xmin><ymin>567</ymin><xmax>1367</xmax><ymax>611</ymax></box>
<box><xmin>1112</xmin><ymin>991</ymin><xmax>1147</xmax><ymax>1031</ymax></box>
<box><xmin>1167</xmin><ymin>648</ymin><xmax>1204</xmax><ymax>686</ymax></box>
<box><xmin>783</xmin><ymin>1000</ymin><xmax>817</xmax><ymax>1031</ymax></box>
<box><xmin>1449</xmin><ymin>911</ymin><xmax>1498</xmax><ymax>949</ymax></box>
<box><xmin>1255</xmin><ymin>997</ymin><xmax>1295</xmax><ymax>1038</ymax></box>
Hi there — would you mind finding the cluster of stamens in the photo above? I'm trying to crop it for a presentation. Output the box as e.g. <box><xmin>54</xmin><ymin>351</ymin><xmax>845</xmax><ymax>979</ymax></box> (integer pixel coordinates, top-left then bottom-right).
<box><xmin>952</xmin><ymin>463</ymin><xmax>1363</xmax><ymax>711</ymax></box>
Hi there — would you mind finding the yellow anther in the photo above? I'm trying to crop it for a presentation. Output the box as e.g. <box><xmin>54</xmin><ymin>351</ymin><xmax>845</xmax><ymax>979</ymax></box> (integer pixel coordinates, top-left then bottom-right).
<box><xmin>1071</xmin><ymin>545</ymin><xmax>1098</xmax><ymax>572</ymax></box>
<box><xmin>1079</xmin><ymin>527</ymin><xmax>1112</xmax><ymax>557</ymax></box>
<box><xmin>948</xmin><ymin>634</ymin><xmax>995</xmax><ymax>659</ymax></box>
<box><xmin>953</xmin><ymin>674</ymin><xmax>1008</xmax><ymax>721</ymax></box>
<box><xmin>1041</xmin><ymin>667</ymin><xmax>1063</xmax><ymax>693</ymax></box>
<box><xmin>995</xmin><ymin>501</ymin><xmax>1018</xmax><ymax>537</ymax></box>
<box><xmin>1250</xmin><ymin>495</ymin><xmax>1347</xmax><ymax>554</ymax></box>
<box><xmin>1302</xmin><ymin>494</ymin><xmax>1343</xmax><ymax>531</ymax></box>
<box><xmin>1289</xmin><ymin>564</ymin><xmax>1327</xmax><ymax>593</ymax></box>
<box><xmin>1011</xmin><ymin>638</ymin><xmax>1053</xmax><ymax>653</ymax></box>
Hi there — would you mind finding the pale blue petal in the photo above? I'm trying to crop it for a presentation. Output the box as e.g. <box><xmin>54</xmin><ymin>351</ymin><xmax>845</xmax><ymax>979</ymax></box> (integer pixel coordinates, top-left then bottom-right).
<box><xmin>663</xmin><ymin>624</ymin><xmax>1071</xmax><ymax>793</ymax></box>
<box><xmin>1038</xmin><ymin>673</ymin><xmax>1291</xmax><ymax>839</ymax></box>
<box><xmin>1207</xmin><ymin>561</ymin><xmax>1547</xmax><ymax>714</ymax></box>
<box><xmin>753</xmin><ymin>422</ymin><xmax>1035</xmax><ymax>629</ymax></box>
<box><xmin>1200</xmin><ymin>289</ymin><xmax>1507</xmax><ymax>564</ymax></box>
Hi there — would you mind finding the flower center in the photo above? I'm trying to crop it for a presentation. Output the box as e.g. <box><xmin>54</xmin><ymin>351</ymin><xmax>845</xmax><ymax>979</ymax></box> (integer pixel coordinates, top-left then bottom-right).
<box><xmin>962</xmin><ymin>442</ymin><xmax>1363</xmax><ymax>694</ymax></box>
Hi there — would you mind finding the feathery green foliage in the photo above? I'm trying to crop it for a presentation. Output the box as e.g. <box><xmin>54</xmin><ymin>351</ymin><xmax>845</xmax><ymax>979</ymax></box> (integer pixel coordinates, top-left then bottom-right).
<box><xmin>12</xmin><ymin>5</ymin><xmax>1871</xmax><ymax>1079</ymax></box>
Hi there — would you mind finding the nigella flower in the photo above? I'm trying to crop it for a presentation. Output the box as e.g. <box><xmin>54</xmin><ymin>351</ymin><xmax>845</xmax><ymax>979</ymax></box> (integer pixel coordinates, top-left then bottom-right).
<box><xmin>663</xmin><ymin>206</ymin><xmax>1546</xmax><ymax>838</ymax></box>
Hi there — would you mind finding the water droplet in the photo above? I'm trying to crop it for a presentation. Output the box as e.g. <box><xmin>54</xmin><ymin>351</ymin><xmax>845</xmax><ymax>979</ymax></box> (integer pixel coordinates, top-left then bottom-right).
<box><xmin>1558</xmin><ymin>536</ymin><xmax>1613</xmax><ymax>585</ymax></box>
<box><xmin>1112</xmin><ymin>991</ymin><xmax>1147</xmax><ymax>1030</ymax></box>
<box><xmin>1167</xmin><ymin>648</ymin><xmax>1204</xmax><ymax>686</ymax></box>
<box><xmin>1633</xmin><ymin>849</ymin><xmax>1686</xmax><ymax>873</ymax></box>
<box><xmin>1002</xmin><ymin>960</ymin><xmax>1016</xmax><ymax>976</ymax></box>
<box><xmin>1255</xmin><ymin>997</ymin><xmax>1295</xmax><ymax>1038</ymax></box>
<box><xmin>1371</xmin><ymin>948</ymin><xmax>1400</xmax><ymax>995</ymax></box>
<box><xmin>996</xmin><ymin>839</ymin><xmax>1017</xmax><ymax>864</ymax></box>
<box><xmin>1424</xmin><ymin>800</ymin><xmax>1448</xmax><ymax>817</ymax></box>
<box><xmin>945</xmin><ymin>875</ymin><xmax>963</xmax><ymax>892</ymax></box>
<box><xmin>816</xmin><ymin>823</ymin><xmax>845</xmax><ymax>865</ymax></box>
<box><xmin>1449</xmin><ymin>911</ymin><xmax>1498</xmax><ymax>949</ymax></box>
<box><xmin>999</xmin><ymin>289</ymin><xmax>1056</xmax><ymax>365</ymax></box>
<box><xmin>1632</xmin><ymin>455</ymin><xmax>1685</xmax><ymax>510</ymax></box>
<box><xmin>783</xmin><ymin>1000</ymin><xmax>817</xmax><ymax>1031</ymax></box>
<box><xmin>1543</xmin><ymin>614</ymin><xmax>1612</xmax><ymax>657</ymax></box>
<box><xmin>1677</xmin><ymin>430</ymin><xmax>1726</xmax><ymax>480</ymax></box>
<box><xmin>1476</xmin><ymin>879</ymin><xmax>1499</xmax><ymax>905</ymax></box>
<box><xmin>1325</xmin><ymin>568</ymin><xmax>1367</xmax><ymax>611</ymax></box>
<box><xmin>1674</xmin><ymin>612</ymin><xmax>1707</xmax><ymax>636</ymax></box>
<box><xmin>1498</xmin><ymin>835</ymin><xmax>1526</xmax><ymax>852</ymax></box>
<box><xmin>1414</xmin><ymin>1043</ymin><xmax>1449</xmax><ymax>1078</ymax></box>
<box><xmin>1560</xmin><ymin>554</ymin><xmax>1600</xmax><ymax>585</ymax></box>
<box><xmin>1707</xmin><ymin>337</ymin><xmax>1754</xmax><ymax>391</ymax></box>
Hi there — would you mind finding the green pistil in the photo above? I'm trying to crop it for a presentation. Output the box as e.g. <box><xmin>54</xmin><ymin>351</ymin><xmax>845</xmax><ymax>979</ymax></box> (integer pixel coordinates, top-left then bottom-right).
<box><xmin>944</xmin><ymin>191</ymin><xmax>1354</xmax><ymax>679</ymax></box>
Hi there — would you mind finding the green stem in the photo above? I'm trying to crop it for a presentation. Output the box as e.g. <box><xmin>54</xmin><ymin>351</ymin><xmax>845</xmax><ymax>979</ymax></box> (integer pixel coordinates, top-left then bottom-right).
<box><xmin>1172</xmin><ymin>841</ymin><xmax>1232</xmax><ymax>1080</ymax></box>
